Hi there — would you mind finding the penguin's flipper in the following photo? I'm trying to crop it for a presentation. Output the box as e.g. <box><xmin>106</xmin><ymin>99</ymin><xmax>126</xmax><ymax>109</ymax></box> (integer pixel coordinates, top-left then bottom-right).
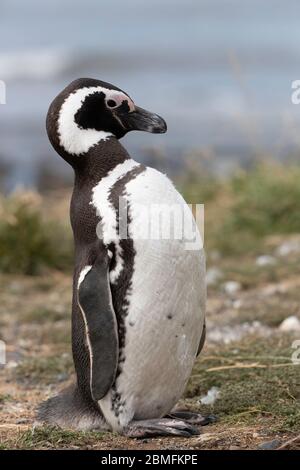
<box><xmin>78</xmin><ymin>252</ymin><xmax>118</xmax><ymax>401</ymax></box>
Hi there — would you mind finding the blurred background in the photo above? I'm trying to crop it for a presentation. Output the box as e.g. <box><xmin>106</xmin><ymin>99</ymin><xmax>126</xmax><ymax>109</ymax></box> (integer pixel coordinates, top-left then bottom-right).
<box><xmin>1</xmin><ymin>0</ymin><xmax>300</xmax><ymax>190</ymax></box>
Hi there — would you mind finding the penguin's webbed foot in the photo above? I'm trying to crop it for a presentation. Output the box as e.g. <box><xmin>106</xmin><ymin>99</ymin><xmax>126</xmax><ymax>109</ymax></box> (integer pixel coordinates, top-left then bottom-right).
<box><xmin>123</xmin><ymin>418</ymin><xmax>199</xmax><ymax>438</ymax></box>
<box><xmin>166</xmin><ymin>410</ymin><xmax>217</xmax><ymax>426</ymax></box>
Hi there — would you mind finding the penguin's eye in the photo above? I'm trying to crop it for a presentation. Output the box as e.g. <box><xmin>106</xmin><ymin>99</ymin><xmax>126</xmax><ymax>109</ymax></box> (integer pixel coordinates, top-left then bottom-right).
<box><xmin>107</xmin><ymin>99</ymin><xmax>117</xmax><ymax>108</ymax></box>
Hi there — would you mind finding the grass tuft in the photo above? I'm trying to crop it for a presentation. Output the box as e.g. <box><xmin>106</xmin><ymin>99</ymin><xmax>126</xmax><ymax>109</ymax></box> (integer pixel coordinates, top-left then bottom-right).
<box><xmin>186</xmin><ymin>335</ymin><xmax>300</xmax><ymax>432</ymax></box>
<box><xmin>180</xmin><ymin>161</ymin><xmax>300</xmax><ymax>256</ymax></box>
<box><xmin>14</xmin><ymin>426</ymin><xmax>106</xmax><ymax>449</ymax></box>
<box><xmin>0</xmin><ymin>193</ymin><xmax>72</xmax><ymax>275</ymax></box>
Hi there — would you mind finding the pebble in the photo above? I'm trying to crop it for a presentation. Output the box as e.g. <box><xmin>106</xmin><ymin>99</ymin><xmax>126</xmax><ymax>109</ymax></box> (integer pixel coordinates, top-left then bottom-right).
<box><xmin>57</xmin><ymin>372</ymin><xmax>69</xmax><ymax>382</ymax></box>
<box><xmin>6</xmin><ymin>361</ymin><xmax>18</xmax><ymax>369</ymax></box>
<box><xmin>258</xmin><ymin>439</ymin><xmax>281</xmax><ymax>450</ymax></box>
<box><xmin>256</xmin><ymin>255</ymin><xmax>276</xmax><ymax>267</ymax></box>
<box><xmin>223</xmin><ymin>281</ymin><xmax>241</xmax><ymax>295</ymax></box>
<box><xmin>279</xmin><ymin>316</ymin><xmax>300</xmax><ymax>332</ymax></box>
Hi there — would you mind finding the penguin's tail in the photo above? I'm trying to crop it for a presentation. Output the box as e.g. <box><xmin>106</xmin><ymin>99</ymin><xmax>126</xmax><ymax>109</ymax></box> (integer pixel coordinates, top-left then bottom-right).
<box><xmin>36</xmin><ymin>384</ymin><xmax>109</xmax><ymax>431</ymax></box>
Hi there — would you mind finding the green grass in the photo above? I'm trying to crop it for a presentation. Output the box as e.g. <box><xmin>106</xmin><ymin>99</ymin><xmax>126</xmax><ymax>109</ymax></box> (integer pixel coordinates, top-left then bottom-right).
<box><xmin>213</xmin><ymin>164</ymin><xmax>300</xmax><ymax>255</ymax></box>
<box><xmin>0</xmin><ymin>195</ymin><xmax>73</xmax><ymax>275</ymax></box>
<box><xmin>186</xmin><ymin>335</ymin><xmax>300</xmax><ymax>432</ymax></box>
<box><xmin>180</xmin><ymin>161</ymin><xmax>300</xmax><ymax>256</ymax></box>
<box><xmin>12</xmin><ymin>426</ymin><xmax>106</xmax><ymax>450</ymax></box>
<box><xmin>0</xmin><ymin>394</ymin><xmax>11</xmax><ymax>404</ymax></box>
<box><xmin>229</xmin><ymin>164</ymin><xmax>300</xmax><ymax>236</ymax></box>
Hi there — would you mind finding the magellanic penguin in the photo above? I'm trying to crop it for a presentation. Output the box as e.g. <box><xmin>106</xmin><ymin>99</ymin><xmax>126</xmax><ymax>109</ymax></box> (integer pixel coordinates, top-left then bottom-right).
<box><xmin>38</xmin><ymin>78</ymin><xmax>209</xmax><ymax>438</ymax></box>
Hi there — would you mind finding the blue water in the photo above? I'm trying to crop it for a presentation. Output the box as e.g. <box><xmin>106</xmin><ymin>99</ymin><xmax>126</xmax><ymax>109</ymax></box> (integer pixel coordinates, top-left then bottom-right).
<box><xmin>0</xmin><ymin>0</ymin><xmax>300</xmax><ymax>187</ymax></box>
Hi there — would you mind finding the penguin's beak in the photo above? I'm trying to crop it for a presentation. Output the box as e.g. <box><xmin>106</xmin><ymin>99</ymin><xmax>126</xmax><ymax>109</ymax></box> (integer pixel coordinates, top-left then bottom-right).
<box><xmin>118</xmin><ymin>106</ymin><xmax>167</xmax><ymax>134</ymax></box>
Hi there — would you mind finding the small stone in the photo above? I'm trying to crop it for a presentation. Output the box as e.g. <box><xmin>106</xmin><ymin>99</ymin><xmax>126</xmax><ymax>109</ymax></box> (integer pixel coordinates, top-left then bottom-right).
<box><xmin>57</xmin><ymin>373</ymin><xmax>69</xmax><ymax>382</ymax></box>
<box><xmin>223</xmin><ymin>281</ymin><xmax>241</xmax><ymax>295</ymax></box>
<box><xmin>229</xmin><ymin>445</ymin><xmax>241</xmax><ymax>450</ymax></box>
<box><xmin>258</xmin><ymin>439</ymin><xmax>281</xmax><ymax>450</ymax></box>
<box><xmin>279</xmin><ymin>316</ymin><xmax>300</xmax><ymax>332</ymax></box>
<box><xmin>256</xmin><ymin>255</ymin><xmax>276</xmax><ymax>267</ymax></box>
<box><xmin>6</xmin><ymin>361</ymin><xmax>18</xmax><ymax>369</ymax></box>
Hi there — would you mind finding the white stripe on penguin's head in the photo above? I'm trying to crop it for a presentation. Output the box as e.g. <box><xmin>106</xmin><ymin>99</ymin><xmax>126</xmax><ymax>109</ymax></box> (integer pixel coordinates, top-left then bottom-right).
<box><xmin>58</xmin><ymin>85</ymin><xmax>134</xmax><ymax>156</ymax></box>
<box><xmin>47</xmin><ymin>78</ymin><xmax>166</xmax><ymax>161</ymax></box>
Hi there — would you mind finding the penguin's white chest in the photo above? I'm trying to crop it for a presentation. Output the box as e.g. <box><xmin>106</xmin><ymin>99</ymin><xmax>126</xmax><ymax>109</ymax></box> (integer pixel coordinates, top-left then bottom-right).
<box><xmin>116</xmin><ymin>239</ymin><xmax>205</xmax><ymax>425</ymax></box>
<box><xmin>91</xmin><ymin>162</ymin><xmax>205</xmax><ymax>430</ymax></box>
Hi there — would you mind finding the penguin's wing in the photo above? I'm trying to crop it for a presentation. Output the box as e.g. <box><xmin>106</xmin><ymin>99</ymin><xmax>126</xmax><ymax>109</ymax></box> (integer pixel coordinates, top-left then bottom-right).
<box><xmin>78</xmin><ymin>251</ymin><xmax>118</xmax><ymax>401</ymax></box>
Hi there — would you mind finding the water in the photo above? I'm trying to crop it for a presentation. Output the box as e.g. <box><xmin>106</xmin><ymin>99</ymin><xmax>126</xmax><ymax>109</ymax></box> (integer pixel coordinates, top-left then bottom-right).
<box><xmin>0</xmin><ymin>0</ymin><xmax>300</xmax><ymax>188</ymax></box>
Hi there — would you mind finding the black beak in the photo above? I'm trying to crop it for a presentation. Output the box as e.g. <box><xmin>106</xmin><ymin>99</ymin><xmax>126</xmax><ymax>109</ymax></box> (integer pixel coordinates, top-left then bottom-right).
<box><xmin>117</xmin><ymin>106</ymin><xmax>167</xmax><ymax>134</ymax></box>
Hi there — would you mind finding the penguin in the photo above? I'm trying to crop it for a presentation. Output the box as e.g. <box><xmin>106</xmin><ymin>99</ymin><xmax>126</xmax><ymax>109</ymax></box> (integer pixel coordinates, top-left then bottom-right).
<box><xmin>38</xmin><ymin>78</ymin><xmax>208</xmax><ymax>438</ymax></box>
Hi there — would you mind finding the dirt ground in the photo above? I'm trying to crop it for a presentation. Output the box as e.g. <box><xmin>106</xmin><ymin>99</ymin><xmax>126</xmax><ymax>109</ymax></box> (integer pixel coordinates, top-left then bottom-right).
<box><xmin>1</xmin><ymin>233</ymin><xmax>300</xmax><ymax>450</ymax></box>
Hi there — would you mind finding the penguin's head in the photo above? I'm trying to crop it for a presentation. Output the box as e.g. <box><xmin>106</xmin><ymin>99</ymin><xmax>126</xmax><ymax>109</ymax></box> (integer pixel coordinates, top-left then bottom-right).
<box><xmin>47</xmin><ymin>78</ymin><xmax>167</xmax><ymax>158</ymax></box>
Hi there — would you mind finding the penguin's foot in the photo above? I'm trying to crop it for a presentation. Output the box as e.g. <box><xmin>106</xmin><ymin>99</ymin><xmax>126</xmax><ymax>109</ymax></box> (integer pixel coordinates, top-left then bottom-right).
<box><xmin>123</xmin><ymin>418</ymin><xmax>199</xmax><ymax>438</ymax></box>
<box><xmin>165</xmin><ymin>411</ymin><xmax>217</xmax><ymax>426</ymax></box>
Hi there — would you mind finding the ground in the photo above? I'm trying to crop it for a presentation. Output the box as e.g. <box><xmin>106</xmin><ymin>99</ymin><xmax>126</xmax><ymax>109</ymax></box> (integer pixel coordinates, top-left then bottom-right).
<box><xmin>0</xmin><ymin>238</ymin><xmax>300</xmax><ymax>450</ymax></box>
<box><xmin>1</xmin><ymin>165</ymin><xmax>300</xmax><ymax>450</ymax></box>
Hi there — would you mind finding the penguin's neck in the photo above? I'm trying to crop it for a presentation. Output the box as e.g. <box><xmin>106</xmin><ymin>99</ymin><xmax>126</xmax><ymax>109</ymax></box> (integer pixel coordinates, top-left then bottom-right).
<box><xmin>74</xmin><ymin>137</ymin><xmax>130</xmax><ymax>186</ymax></box>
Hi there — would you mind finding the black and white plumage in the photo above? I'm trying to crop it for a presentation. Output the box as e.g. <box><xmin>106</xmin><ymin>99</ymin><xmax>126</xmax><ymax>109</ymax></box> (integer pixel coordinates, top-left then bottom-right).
<box><xmin>38</xmin><ymin>78</ymin><xmax>208</xmax><ymax>437</ymax></box>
